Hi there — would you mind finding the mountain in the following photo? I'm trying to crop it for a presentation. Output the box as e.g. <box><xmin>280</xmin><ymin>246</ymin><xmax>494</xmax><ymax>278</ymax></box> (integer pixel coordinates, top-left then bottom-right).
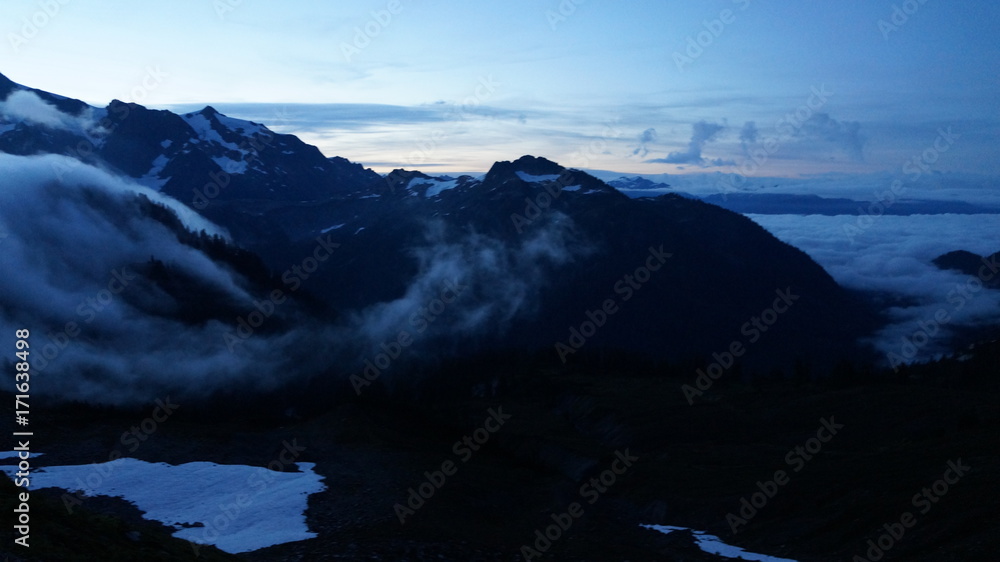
<box><xmin>295</xmin><ymin>154</ymin><xmax>880</xmax><ymax>372</ymax></box>
<box><xmin>0</xmin><ymin>72</ymin><xmax>880</xmax><ymax>394</ymax></box>
<box><xmin>6</xmin><ymin>72</ymin><xmax>1000</xmax><ymax>562</ymax></box>
<box><xmin>933</xmin><ymin>250</ymin><xmax>1000</xmax><ymax>289</ymax></box>
<box><xmin>606</xmin><ymin>175</ymin><xmax>674</xmax><ymax>195</ymax></box>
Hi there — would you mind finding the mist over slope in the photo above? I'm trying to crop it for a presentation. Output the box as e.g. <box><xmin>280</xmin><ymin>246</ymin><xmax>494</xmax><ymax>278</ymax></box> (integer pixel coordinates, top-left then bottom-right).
<box><xmin>0</xmin><ymin>153</ymin><xmax>340</xmax><ymax>405</ymax></box>
<box><xmin>0</xmin><ymin>73</ymin><xmax>887</xmax><ymax>406</ymax></box>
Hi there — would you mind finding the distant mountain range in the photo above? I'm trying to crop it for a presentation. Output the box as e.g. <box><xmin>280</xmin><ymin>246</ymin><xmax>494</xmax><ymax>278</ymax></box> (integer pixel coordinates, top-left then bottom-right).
<box><xmin>602</xmin><ymin>173</ymin><xmax>1000</xmax><ymax>215</ymax></box>
<box><xmin>0</xmin><ymin>71</ymin><xmax>882</xmax><ymax>393</ymax></box>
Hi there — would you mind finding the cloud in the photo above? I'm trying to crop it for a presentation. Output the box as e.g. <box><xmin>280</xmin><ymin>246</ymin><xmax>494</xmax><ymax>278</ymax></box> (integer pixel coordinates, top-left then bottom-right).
<box><xmin>1</xmin><ymin>153</ymin><xmax>224</xmax><ymax>237</ymax></box>
<box><xmin>632</xmin><ymin>127</ymin><xmax>658</xmax><ymax>157</ymax></box>
<box><xmin>793</xmin><ymin>113</ymin><xmax>866</xmax><ymax>162</ymax></box>
<box><xmin>338</xmin><ymin>213</ymin><xmax>591</xmax><ymax>370</ymax></box>
<box><xmin>0</xmin><ymin>152</ymin><xmax>593</xmax><ymax>404</ymax></box>
<box><xmin>746</xmin><ymin>213</ymin><xmax>1000</xmax><ymax>364</ymax></box>
<box><xmin>739</xmin><ymin>121</ymin><xmax>758</xmax><ymax>156</ymax></box>
<box><xmin>1</xmin><ymin>90</ymin><xmax>66</xmax><ymax>127</ymax></box>
<box><xmin>0</xmin><ymin>153</ymin><xmax>333</xmax><ymax>405</ymax></box>
<box><xmin>166</xmin><ymin>102</ymin><xmax>537</xmax><ymax>133</ymax></box>
<box><xmin>646</xmin><ymin>121</ymin><xmax>734</xmax><ymax>167</ymax></box>
<box><xmin>0</xmin><ymin>90</ymin><xmax>99</xmax><ymax>134</ymax></box>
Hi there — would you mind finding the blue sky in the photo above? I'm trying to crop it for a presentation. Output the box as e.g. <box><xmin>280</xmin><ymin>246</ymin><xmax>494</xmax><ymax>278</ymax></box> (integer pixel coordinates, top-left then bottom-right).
<box><xmin>2</xmin><ymin>0</ymin><xmax>998</xmax><ymax>174</ymax></box>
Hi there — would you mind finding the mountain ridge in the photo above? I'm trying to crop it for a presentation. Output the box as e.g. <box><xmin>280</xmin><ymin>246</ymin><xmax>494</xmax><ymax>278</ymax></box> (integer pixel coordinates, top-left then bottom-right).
<box><xmin>0</xmin><ymin>73</ymin><xmax>882</xmax><ymax>384</ymax></box>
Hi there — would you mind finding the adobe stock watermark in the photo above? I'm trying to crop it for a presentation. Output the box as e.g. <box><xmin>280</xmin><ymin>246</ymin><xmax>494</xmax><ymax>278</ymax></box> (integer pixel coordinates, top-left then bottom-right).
<box><xmin>187</xmin><ymin>439</ymin><xmax>308</xmax><ymax>557</ymax></box>
<box><xmin>351</xmin><ymin>279</ymin><xmax>467</xmax><ymax>395</ymax></box>
<box><xmin>520</xmin><ymin>449</ymin><xmax>639</xmax><ymax>560</ymax></box>
<box><xmin>393</xmin><ymin>406</ymin><xmax>512</xmax><ymax>524</ymax></box>
<box><xmin>7</xmin><ymin>0</ymin><xmax>71</xmax><ymax>54</ymax></box>
<box><xmin>682</xmin><ymin>287</ymin><xmax>799</xmax><ymax>404</ymax></box>
<box><xmin>878</xmin><ymin>0</ymin><xmax>932</xmax><ymax>41</ymax></box>
<box><xmin>224</xmin><ymin>234</ymin><xmax>341</xmax><ymax>351</ymax></box>
<box><xmin>843</xmin><ymin>127</ymin><xmax>959</xmax><ymax>243</ymax></box>
<box><xmin>852</xmin><ymin>459</ymin><xmax>970</xmax><ymax>561</ymax></box>
<box><xmin>554</xmin><ymin>245</ymin><xmax>672</xmax><ymax>363</ymax></box>
<box><xmin>60</xmin><ymin>397</ymin><xmax>180</xmax><ymax>513</ymax></box>
<box><xmin>726</xmin><ymin>416</ymin><xmax>844</xmax><ymax>534</ymax></box>
<box><xmin>340</xmin><ymin>0</ymin><xmax>407</xmax><ymax>62</ymax></box>
<box><xmin>715</xmin><ymin>84</ymin><xmax>832</xmax><ymax>199</ymax></box>
<box><xmin>673</xmin><ymin>0</ymin><xmax>750</xmax><ymax>72</ymax></box>
<box><xmin>885</xmin><ymin>253</ymin><xmax>998</xmax><ymax>371</ymax></box>
<box><xmin>546</xmin><ymin>0</ymin><xmax>586</xmax><ymax>31</ymax></box>
<box><xmin>213</xmin><ymin>0</ymin><xmax>243</xmax><ymax>19</ymax></box>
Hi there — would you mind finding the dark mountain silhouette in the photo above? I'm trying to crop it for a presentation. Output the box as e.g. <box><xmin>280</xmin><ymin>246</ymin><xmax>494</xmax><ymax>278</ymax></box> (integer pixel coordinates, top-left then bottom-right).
<box><xmin>933</xmin><ymin>250</ymin><xmax>1000</xmax><ymax>289</ymax></box>
<box><xmin>0</xmin><ymin>71</ymin><xmax>879</xmax><ymax>377</ymax></box>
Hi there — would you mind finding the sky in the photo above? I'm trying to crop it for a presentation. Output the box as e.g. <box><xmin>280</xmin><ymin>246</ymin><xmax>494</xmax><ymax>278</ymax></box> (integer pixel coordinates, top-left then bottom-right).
<box><xmin>2</xmin><ymin>0</ymin><xmax>998</xmax><ymax>174</ymax></box>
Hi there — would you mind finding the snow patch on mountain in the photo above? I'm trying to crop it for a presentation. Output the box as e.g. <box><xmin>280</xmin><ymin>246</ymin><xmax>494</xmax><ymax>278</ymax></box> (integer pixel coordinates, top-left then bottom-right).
<box><xmin>211</xmin><ymin>155</ymin><xmax>249</xmax><ymax>175</ymax></box>
<box><xmin>425</xmin><ymin>177</ymin><xmax>460</xmax><ymax>197</ymax></box>
<box><xmin>516</xmin><ymin>171</ymin><xmax>562</xmax><ymax>183</ymax></box>
<box><xmin>214</xmin><ymin>112</ymin><xmax>267</xmax><ymax>137</ymax></box>
<box><xmin>641</xmin><ymin>525</ymin><xmax>797</xmax><ymax>561</ymax></box>
<box><xmin>138</xmin><ymin>154</ymin><xmax>171</xmax><ymax>189</ymax></box>
<box><xmin>1</xmin><ymin>457</ymin><xmax>327</xmax><ymax>554</ymax></box>
<box><xmin>181</xmin><ymin>111</ymin><xmax>243</xmax><ymax>153</ymax></box>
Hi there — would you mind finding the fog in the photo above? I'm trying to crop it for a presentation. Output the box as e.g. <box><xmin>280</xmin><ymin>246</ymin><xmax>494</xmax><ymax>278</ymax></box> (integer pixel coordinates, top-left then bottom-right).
<box><xmin>0</xmin><ymin>152</ymin><xmax>591</xmax><ymax>405</ymax></box>
<box><xmin>746</xmin><ymin>213</ymin><xmax>1000</xmax><ymax>363</ymax></box>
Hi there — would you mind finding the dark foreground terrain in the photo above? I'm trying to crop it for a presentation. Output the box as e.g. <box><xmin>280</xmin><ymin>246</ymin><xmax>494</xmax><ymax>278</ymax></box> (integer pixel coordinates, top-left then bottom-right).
<box><xmin>2</xmin><ymin>338</ymin><xmax>1000</xmax><ymax>562</ymax></box>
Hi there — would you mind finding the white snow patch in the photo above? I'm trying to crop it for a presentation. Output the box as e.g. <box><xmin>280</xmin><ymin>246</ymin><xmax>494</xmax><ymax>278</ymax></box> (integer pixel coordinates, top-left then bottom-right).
<box><xmin>1</xmin><ymin>458</ymin><xmax>326</xmax><ymax>554</ymax></box>
<box><xmin>562</xmin><ymin>184</ymin><xmax>582</xmax><ymax>192</ymax></box>
<box><xmin>182</xmin><ymin>112</ymin><xmax>243</xmax><ymax>152</ymax></box>
<box><xmin>516</xmin><ymin>171</ymin><xmax>561</xmax><ymax>183</ymax></box>
<box><xmin>149</xmin><ymin>154</ymin><xmax>169</xmax><ymax>173</ymax></box>
<box><xmin>212</xmin><ymin>156</ymin><xmax>249</xmax><ymax>175</ymax></box>
<box><xmin>641</xmin><ymin>525</ymin><xmax>797</xmax><ymax>561</ymax></box>
<box><xmin>426</xmin><ymin>178</ymin><xmax>459</xmax><ymax>197</ymax></box>
<box><xmin>160</xmin><ymin>139</ymin><xmax>173</xmax><ymax>149</ymax></box>
<box><xmin>137</xmin><ymin>154</ymin><xmax>171</xmax><ymax>189</ymax></box>
<box><xmin>321</xmin><ymin>223</ymin><xmax>345</xmax><ymax>233</ymax></box>
<box><xmin>405</xmin><ymin>176</ymin><xmax>431</xmax><ymax>193</ymax></box>
<box><xmin>214</xmin><ymin>113</ymin><xmax>266</xmax><ymax>136</ymax></box>
<box><xmin>354</xmin><ymin>227</ymin><xmax>366</xmax><ymax>234</ymax></box>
